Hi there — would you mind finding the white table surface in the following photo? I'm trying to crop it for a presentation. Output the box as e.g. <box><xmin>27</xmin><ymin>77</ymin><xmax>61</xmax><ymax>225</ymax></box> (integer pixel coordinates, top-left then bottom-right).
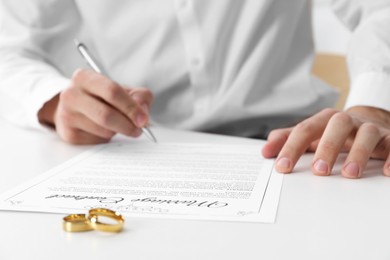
<box><xmin>0</xmin><ymin>117</ymin><xmax>389</xmax><ymax>260</ymax></box>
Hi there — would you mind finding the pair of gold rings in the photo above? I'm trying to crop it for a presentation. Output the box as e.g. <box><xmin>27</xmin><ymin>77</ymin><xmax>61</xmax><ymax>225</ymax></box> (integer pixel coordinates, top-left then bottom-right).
<box><xmin>63</xmin><ymin>208</ymin><xmax>125</xmax><ymax>233</ymax></box>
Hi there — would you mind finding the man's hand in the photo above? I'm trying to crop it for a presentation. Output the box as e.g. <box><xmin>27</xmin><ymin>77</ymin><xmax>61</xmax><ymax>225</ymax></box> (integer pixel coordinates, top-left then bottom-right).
<box><xmin>262</xmin><ymin>107</ymin><xmax>390</xmax><ymax>178</ymax></box>
<box><xmin>38</xmin><ymin>69</ymin><xmax>153</xmax><ymax>144</ymax></box>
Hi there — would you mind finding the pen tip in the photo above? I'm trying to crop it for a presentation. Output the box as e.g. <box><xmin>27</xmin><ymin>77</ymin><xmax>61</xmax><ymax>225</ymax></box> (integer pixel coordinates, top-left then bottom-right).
<box><xmin>142</xmin><ymin>127</ymin><xmax>158</xmax><ymax>144</ymax></box>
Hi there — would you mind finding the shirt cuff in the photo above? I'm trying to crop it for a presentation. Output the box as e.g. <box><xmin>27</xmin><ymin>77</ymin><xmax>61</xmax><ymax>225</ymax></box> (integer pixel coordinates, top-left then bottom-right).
<box><xmin>26</xmin><ymin>76</ymin><xmax>71</xmax><ymax>129</ymax></box>
<box><xmin>344</xmin><ymin>72</ymin><xmax>390</xmax><ymax>113</ymax></box>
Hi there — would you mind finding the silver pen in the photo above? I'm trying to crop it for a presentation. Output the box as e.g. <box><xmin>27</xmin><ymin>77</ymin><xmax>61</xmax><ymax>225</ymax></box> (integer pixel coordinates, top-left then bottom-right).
<box><xmin>74</xmin><ymin>39</ymin><xmax>157</xmax><ymax>143</ymax></box>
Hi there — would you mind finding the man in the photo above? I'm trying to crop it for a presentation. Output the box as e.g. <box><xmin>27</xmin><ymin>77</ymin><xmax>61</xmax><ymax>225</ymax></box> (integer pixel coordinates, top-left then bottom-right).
<box><xmin>0</xmin><ymin>0</ymin><xmax>389</xmax><ymax>178</ymax></box>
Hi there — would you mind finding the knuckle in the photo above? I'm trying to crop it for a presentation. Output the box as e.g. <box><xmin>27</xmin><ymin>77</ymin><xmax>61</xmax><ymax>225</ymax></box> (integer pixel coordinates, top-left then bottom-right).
<box><xmin>330</xmin><ymin>112</ymin><xmax>353</xmax><ymax>126</ymax></box>
<box><xmin>267</xmin><ymin>128</ymin><xmax>289</xmax><ymax>141</ymax></box>
<box><xmin>61</xmin><ymin>129</ymin><xmax>80</xmax><ymax>144</ymax></box>
<box><xmin>104</xmin><ymin>83</ymin><xmax>122</xmax><ymax>102</ymax></box>
<box><xmin>295</xmin><ymin>121</ymin><xmax>315</xmax><ymax>135</ymax></box>
<box><xmin>55</xmin><ymin>101</ymin><xmax>75</xmax><ymax>125</ymax></box>
<box><xmin>59</xmin><ymin>88</ymin><xmax>74</xmax><ymax>105</ymax></box>
<box><xmin>71</xmin><ymin>68</ymin><xmax>89</xmax><ymax>82</ymax></box>
<box><xmin>267</xmin><ymin>129</ymin><xmax>280</xmax><ymax>140</ymax></box>
<box><xmin>59</xmin><ymin>84</ymin><xmax>84</xmax><ymax>110</ymax></box>
<box><xmin>57</xmin><ymin>110</ymin><xmax>73</xmax><ymax>125</ymax></box>
<box><xmin>58</xmin><ymin>89</ymin><xmax>82</xmax><ymax>113</ymax></box>
<box><xmin>359</xmin><ymin>122</ymin><xmax>380</xmax><ymax>136</ymax></box>
<box><xmin>322</xmin><ymin>107</ymin><xmax>338</xmax><ymax>116</ymax></box>
<box><xmin>96</xmin><ymin>108</ymin><xmax>113</xmax><ymax>126</ymax></box>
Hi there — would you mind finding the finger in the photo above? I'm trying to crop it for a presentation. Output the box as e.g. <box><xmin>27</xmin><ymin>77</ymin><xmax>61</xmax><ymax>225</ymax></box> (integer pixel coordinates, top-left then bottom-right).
<box><xmin>384</xmin><ymin>151</ymin><xmax>390</xmax><ymax>177</ymax></box>
<box><xmin>341</xmin><ymin>123</ymin><xmax>382</xmax><ymax>178</ymax></box>
<box><xmin>312</xmin><ymin>112</ymin><xmax>355</xmax><ymax>176</ymax></box>
<box><xmin>129</xmin><ymin>89</ymin><xmax>153</xmax><ymax>119</ymax></box>
<box><xmin>128</xmin><ymin>88</ymin><xmax>153</xmax><ymax>112</ymax></box>
<box><xmin>58</xmin><ymin>127</ymin><xmax>111</xmax><ymax>145</ymax></box>
<box><xmin>72</xmin><ymin>69</ymin><xmax>149</xmax><ymax>128</ymax></box>
<box><xmin>307</xmin><ymin>139</ymin><xmax>320</xmax><ymax>152</ymax></box>
<box><xmin>276</xmin><ymin>108</ymin><xmax>338</xmax><ymax>173</ymax></box>
<box><xmin>372</xmin><ymin>134</ymin><xmax>390</xmax><ymax>160</ymax></box>
<box><xmin>80</xmin><ymin>94</ymin><xmax>142</xmax><ymax>137</ymax></box>
<box><xmin>262</xmin><ymin>128</ymin><xmax>292</xmax><ymax>158</ymax></box>
<box><xmin>65</xmin><ymin>112</ymin><xmax>116</xmax><ymax>140</ymax></box>
<box><xmin>65</xmin><ymin>129</ymin><xmax>110</xmax><ymax>145</ymax></box>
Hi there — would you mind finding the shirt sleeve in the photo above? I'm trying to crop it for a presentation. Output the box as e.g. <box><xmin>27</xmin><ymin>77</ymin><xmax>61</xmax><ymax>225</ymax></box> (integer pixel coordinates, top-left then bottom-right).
<box><xmin>0</xmin><ymin>0</ymin><xmax>80</xmax><ymax>129</ymax></box>
<box><xmin>332</xmin><ymin>0</ymin><xmax>390</xmax><ymax>112</ymax></box>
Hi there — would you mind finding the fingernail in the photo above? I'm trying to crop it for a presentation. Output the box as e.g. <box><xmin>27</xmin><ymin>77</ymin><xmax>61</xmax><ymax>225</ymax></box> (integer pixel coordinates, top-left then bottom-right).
<box><xmin>343</xmin><ymin>161</ymin><xmax>360</xmax><ymax>178</ymax></box>
<box><xmin>135</xmin><ymin>113</ymin><xmax>146</xmax><ymax>127</ymax></box>
<box><xmin>276</xmin><ymin>157</ymin><xmax>291</xmax><ymax>172</ymax></box>
<box><xmin>313</xmin><ymin>159</ymin><xmax>329</xmax><ymax>175</ymax></box>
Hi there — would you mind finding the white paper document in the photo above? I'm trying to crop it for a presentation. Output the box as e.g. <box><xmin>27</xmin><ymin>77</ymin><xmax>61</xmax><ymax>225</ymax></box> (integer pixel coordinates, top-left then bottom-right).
<box><xmin>0</xmin><ymin>143</ymin><xmax>283</xmax><ymax>223</ymax></box>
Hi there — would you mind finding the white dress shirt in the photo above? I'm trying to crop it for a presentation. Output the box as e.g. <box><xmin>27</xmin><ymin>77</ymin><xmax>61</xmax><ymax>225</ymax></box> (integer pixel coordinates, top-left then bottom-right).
<box><xmin>0</xmin><ymin>0</ymin><xmax>388</xmax><ymax>137</ymax></box>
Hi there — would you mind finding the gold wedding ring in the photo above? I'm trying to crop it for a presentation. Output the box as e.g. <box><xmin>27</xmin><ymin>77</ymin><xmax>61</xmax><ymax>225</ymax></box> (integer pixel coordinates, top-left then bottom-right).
<box><xmin>87</xmin><ymin>208</ymin><xmax>125</xmax><ymax>233</ymax></box>
<box><xmin>63</xmin><ymin>214</ymin><xmax>93</xmax><ymax>232</ymax></box>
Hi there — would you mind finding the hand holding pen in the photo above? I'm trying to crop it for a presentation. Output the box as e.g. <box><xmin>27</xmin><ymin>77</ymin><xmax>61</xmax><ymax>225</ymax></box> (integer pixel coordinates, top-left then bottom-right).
<box><xmin>74</xmin><ymin>40</ymin><xmax>157</xmax><ymax>143</ymax></box>
<box><xmin>42</xmin><ymin>40</ymin><xmax>157</xmax><ymax>145</ymax></box>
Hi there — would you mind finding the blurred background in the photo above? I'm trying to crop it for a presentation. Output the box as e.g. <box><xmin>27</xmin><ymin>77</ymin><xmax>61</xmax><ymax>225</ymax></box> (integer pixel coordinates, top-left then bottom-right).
<box><xmin>312</xmin><ymin>0</ymin><xmax>351</xmax><ymax>54</ymax></box>
<box><xmin>312</xmin><ymin>0</ymin><xmax>351</xmax><ymax>109</ymax></box>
